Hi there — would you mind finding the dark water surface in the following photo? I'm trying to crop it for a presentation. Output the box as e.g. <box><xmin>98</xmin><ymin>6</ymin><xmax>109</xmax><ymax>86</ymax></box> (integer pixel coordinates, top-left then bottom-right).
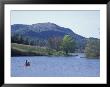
<box><xmin>11</xmin><ymin>53</ymin><xmax>100</xmax><ymax>77</ymax></box>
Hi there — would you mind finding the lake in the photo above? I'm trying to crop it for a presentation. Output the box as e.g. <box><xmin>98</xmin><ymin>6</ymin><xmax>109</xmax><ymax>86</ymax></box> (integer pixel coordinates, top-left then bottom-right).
<box><xmin>11</xmin><ymin>53</ymin><xmax>100</xmax><ymax>77</ymax></box>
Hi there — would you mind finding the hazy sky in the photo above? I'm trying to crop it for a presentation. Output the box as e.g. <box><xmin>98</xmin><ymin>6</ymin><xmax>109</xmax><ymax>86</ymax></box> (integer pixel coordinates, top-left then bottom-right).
<box><xmin>11</xmin><ymin>10</ymin><xmax>100</xmax><ymax>38</ymax></box>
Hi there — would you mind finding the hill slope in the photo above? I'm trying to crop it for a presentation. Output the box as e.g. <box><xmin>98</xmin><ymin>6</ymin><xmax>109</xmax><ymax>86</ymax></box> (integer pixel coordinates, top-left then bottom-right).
<box><xmin>11</xmin><ymin>22</ymin><xmax>87</xmax><ymax>49</ymax></box>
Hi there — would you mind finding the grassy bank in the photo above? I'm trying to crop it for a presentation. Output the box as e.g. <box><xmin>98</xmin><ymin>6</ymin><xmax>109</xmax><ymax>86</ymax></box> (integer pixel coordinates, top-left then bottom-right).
<box><xmin>12</xmin><ymin>43</ymin><xmax>49</xmax><ymax>56</ymax></box>
<box><xmin>11</xmin><ymin>43</ymin><xmax>66</xmax><ymax>56</ymax></box>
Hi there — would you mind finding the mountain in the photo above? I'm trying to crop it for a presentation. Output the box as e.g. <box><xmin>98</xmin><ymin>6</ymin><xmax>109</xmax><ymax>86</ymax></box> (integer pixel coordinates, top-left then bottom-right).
<box><xmin>11</xmin><ymin>22</ymin><xmax>87</xmax><ymax>49</ymax></box>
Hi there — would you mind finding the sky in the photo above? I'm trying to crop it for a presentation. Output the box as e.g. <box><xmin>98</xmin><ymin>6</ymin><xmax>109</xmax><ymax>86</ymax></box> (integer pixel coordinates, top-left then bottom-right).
<box><xmin>11</xmin><ymin>10</ymin><xmax>100</xmax><ymax>38</ymax></box>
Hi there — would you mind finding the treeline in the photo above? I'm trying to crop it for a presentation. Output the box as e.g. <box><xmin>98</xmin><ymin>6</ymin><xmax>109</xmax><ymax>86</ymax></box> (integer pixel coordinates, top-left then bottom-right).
<box><xmin>11</xmin><ymin>34</ymin><xmax>47</xmax><ymax>46</ymax></box>
<box><xmin>11</xmin><ymin>34</ymin><xmax>100</xmax><ymax>58</ymax></box>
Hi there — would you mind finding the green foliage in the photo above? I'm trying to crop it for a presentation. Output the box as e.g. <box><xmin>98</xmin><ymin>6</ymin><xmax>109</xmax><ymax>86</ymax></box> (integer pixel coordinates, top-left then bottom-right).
<box><xmin>46</xmin><ymin>48</ymin><xmax>55</xmax><ymax>55</ymax></box>
<box><xmin>61</xmin><ymin>35</ymin><xmax>76</xmax><ymax>54</ymax></box>
<box><xmin>46</xmin><ymin>48</ymin><xmax>66</xmax><ymax>56</ymax></box>
<box><xmin>52</xmin><ymin>51</ymin><xmax>66</xmax><ymax>56</ymax></box>
<box><xmin>84</xmin><ymin>38</ymin><xmax>100</xmax><ymax>58</ymax></box>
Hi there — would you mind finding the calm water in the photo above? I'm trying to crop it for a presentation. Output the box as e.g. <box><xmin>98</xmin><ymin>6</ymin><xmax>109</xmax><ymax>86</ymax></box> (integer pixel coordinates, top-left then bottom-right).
<box><xmin>11</xmin><ymin>53</ymin><xmax>100</xmax><ymax>77</ymax></box>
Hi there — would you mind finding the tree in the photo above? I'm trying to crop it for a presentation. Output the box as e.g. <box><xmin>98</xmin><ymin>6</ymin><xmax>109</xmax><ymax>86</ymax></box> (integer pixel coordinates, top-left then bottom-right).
<box><xmin>61</xmin><ymin>35</ymin><xmax>76</xmax><ymax>54</ymax></box>
<box><xmin>48</xmin><ymin>36</ymin><xmax>62</xmax><ymax>51</ymax></box>
<box><xmin>11</xmin><ymin>34</ymin><xmax>24</xmax><ymax>44</ymax></box>
<box><xmin>84</xmin><ymin>38</ymin><xmax>100</xmax><ymax>58</ymax></box>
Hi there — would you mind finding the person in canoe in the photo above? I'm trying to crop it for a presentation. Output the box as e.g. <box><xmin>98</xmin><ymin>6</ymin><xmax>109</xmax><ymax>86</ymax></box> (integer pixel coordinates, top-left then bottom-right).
<box><xmin>25</xmin><ymin>60</ymin><xmax>30</xmax><ymax>67</ymax></box>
